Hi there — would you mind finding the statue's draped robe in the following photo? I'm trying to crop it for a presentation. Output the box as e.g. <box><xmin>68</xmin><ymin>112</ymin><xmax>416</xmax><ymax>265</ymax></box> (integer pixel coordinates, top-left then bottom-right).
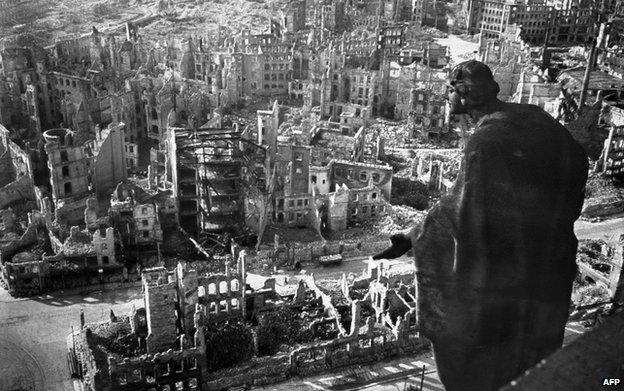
<box><xmin>412</xmin><ymin>102</ymin><xmax>588</xmax><ymax>391</ymax></box>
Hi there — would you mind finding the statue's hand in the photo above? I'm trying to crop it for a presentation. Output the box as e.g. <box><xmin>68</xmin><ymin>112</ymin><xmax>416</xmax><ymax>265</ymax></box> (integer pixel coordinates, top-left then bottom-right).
<box><xmin>372</xmin><ymin>233</ymin><xmax>413</xmax><ymax>260</ymax></box>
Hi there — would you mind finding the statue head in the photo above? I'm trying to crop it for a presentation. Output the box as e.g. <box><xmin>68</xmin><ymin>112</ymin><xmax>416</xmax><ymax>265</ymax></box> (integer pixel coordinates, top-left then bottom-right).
<box><xmin>447</xmin><ymin>60</ymin><xmax>500</xmax><ymax>115</ymax></box>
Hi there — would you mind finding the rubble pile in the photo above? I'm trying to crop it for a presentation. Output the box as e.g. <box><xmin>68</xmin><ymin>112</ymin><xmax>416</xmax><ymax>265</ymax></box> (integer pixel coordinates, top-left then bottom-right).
<box><xmin>87</xmin><ymin>318</ymin><xmax>140</xmax><ymax>358</ymax></box>
<box><xmin>49</xmin><ymin>259</ymin><xmax>82</xmax><ymax>273</ymax></box>
<box><xmin>551</xmin><ymin>48</ymin><xmax>587</xmax><ymax>69</ymax></box>
<box><xmin>582</xmin><ymin>173</ymin><xmax>624</xmax><ymax>219</ymax></box>
<box><xmin>327</xmin><ymin>204</ymin><xmax>425</xmax><ymax>242</ymax></box>
<box><xmin>367</xmin><ymin>120</ymin><xmax>412</xmax><ymax>149</ymax></box>
<box><xmin>366</xmin><ymin>205</ymin><xmax>426</xmax><ymax>236</ymax></box>
<box><xmin>570</xmin><ymin>238</ymin><xmax>621</xmax><ymax>325</ymax></box>
<box><xmin>3</xmin><ymin>0</ymin><xmax>292</xmax><ymax>47</ymax></box>
<box><xmin>438</xmin><ymin>154</ymin><xmax>462</xmax><ymax>181</ymax></box>
<box><xmin>143</xmin><ymin>0</ymin><xmax>289</xmax><ymax>40</ymax></box>
<box><xmin>576</xmin><ymin>239</ymin><xmax>613</xmax><ymax>277</ymax></box>
<box><xmin>571</xmin><ymin>280</ymin><xmax>611</xmax><ymax>308</ymax></box>
<box><xmin>584</xmin><ymin>174</ymin><xmax>624</xmax><ymax>203</ymax></box>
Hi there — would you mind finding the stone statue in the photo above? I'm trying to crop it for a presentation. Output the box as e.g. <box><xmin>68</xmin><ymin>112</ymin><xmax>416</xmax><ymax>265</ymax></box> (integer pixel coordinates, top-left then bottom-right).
<box><xmin>374</xmin><ymin>60</ymin><xmax>588</xmax><ymax>391</ymax></box>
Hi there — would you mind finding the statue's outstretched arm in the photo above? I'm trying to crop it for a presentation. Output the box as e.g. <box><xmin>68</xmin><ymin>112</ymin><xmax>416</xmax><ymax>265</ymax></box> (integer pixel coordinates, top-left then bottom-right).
<box><xmin>371</xmin><ymin>232</ymin><xmax>413</xmax><ymax>260</ymax></box>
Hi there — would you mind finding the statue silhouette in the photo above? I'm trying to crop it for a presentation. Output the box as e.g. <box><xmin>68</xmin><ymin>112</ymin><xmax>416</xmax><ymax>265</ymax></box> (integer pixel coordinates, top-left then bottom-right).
<box><xmin>375</xmin><ymin>60</ymin><xmax>588</xmax><ymax>391</ymax></box>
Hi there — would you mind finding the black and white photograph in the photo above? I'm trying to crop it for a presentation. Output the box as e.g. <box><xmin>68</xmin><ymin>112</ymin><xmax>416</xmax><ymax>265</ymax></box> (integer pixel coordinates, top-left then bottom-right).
<box><xmin>0</xmin><ymin>0</ymin><xmax>623</xmax><ymax>390</ymax></box>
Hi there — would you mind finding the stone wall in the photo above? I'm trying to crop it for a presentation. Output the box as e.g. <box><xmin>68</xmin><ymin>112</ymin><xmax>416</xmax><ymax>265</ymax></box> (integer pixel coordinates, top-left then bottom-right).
<box><xmin>197</xmin><ymin>271</ymin><xmax>244</xmax><ymax>324</ymax></box>
<box><xmin>202</xmin><ymin>330</ymin><xmax>427</xmax><ymax>390</ymax></box>
<box><xmin>48</xmin><ymin>230</ymin><xmax>64</xmax><ymax>254</ymax></box>
<box><xmin>107</xmin><ymin>345</ymin><xmax>205</xmax><ymax>391</ymax></box>
<box><xmin>291</xmin><ymin>332</ymin><xmax>425</xmax><ymax>376</ymax></box>
<box><xmin>45</xmin><ymin>271</ymin><xmax>140</xmax><ymax>296</ymax></box>
<box><xmin>204</xmin><ymin>354</ymin><xmax>291</xmax><ymax>390</ymax></box>
<box><xmin>73</xmin><ymin>328</ymin><xmax>99</xmax><ymax>391</ymax></box>
<box><xmin>249</xmin><ymin>236</ymin><xmax>390</xmax><ymax>268</ymax></box>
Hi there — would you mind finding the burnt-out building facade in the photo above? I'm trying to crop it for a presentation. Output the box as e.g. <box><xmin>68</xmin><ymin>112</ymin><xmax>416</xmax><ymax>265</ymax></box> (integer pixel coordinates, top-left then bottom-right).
<box><xmin>510</xmin><ymin>4</ymin><xmax>597</xmax><ymax>45</ymax></box>
<box><xmin>167</xmin><ymin>125</ymin><xmax>266</xmax><ymax>236</ymax></box>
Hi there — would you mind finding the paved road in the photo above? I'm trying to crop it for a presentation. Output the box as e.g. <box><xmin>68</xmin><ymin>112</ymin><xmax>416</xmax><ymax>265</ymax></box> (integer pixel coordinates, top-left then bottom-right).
<box><xmin>574</xmin><ymin>216</ymin><xmax>624</xmax><ymax>243</ymax></box>
<box><xmin>0</xmin><ymin>287</ymin><xmax>143</xmax><ymax>391</ymax></box>
<box><xmin>293</xmin><ymin>215</ymin><xmax>624</xmax><ymax>280</ymax></box>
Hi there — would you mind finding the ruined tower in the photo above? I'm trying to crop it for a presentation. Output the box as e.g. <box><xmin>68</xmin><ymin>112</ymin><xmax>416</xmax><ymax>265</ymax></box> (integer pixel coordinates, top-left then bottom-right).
<box><xmin>142</xmin><ymin>267</ymin><xmax>178</xmax><ymax>353</ymax></box>
<box><xmin>328</xmin><ymin>183</ymin><xmax>349</xmax><ymax>231</ymax></box>
<box><xmin>92</xmin><ymin>227</ymin><xmax>116</xmax><ymax>267</ymax></box>
<box><xmin>43</xmin><ymin>128</ymin><xmax>90</xmax><ymax>203</ymax></box>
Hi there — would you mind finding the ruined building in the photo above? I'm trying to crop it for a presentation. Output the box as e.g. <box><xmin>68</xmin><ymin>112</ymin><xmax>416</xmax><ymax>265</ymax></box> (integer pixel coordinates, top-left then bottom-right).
<box><xmin>70</xmin><ymin>252</ymin><xmax>428</xmax><ymax>391</ymax></box>
<box><xmin>599</xmin><ymin>106</ymin><xmax>624</xmax><ymax>179</ymax></box>
<box><xmin>253</xmin><ymin>101</ymin><xmax>393</xmax><ymax>243</ymax></box>
<box><xmin>465</xmin><ymin>0</ymin><xmax>598</xmax><ymax>44</ymax></box>
<box><xmin>510</xmin><ymin>4</ymin><xmax>597</xmax><ymax>46</ymax></box>
<box><xmin>165</xmin><ymin>123</ymin><xmax>266</xmax><ymax>236</ymax></box>
<box><xmin>43</xmin><ymin>124</ymin><xmax>128</xmax><ymax>225</ymax></box>
<box><xmin>0</xmin><ymin>0</ymin><xmax>464</xmax><ymax>301</ymax></box>
<box><xmin>44</xmin><ymin>128</ymin><xmax>91</xmax><ymax>216</ymax></box>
